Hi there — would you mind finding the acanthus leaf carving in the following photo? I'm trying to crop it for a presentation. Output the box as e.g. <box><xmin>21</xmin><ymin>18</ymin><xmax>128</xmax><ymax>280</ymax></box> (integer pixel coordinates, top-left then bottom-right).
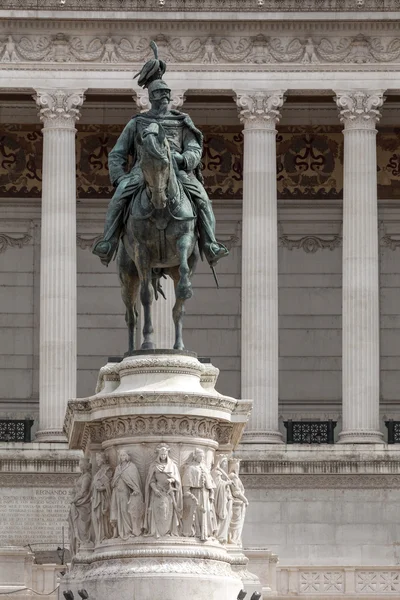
<box><xmin>236</xmin><ymin>91</ymin><xmax>285</xmax><ymax>129</ymax></box>
<box><xmin>34</xmin><ymin>89</ymin><xmax>85</xmax><ymax>128</ymax></box>
<box><xmin>335</xmin><ymin>90</ymin><xmax>385</xmax><ymax>129</ymax></box>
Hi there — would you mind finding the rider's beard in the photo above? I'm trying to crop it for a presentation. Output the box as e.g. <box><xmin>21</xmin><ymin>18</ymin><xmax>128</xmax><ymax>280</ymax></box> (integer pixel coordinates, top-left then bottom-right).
<box><xmin>152</xmin><ymin>97</ymin><xmax>169</xmax><ymax>116</ymax></box>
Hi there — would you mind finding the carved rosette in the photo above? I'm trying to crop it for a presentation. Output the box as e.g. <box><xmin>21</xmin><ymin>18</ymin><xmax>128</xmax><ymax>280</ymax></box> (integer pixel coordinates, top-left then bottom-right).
<box><xmin>335</xmin><ymin>90</ymin><xmax>385</xmax><ymax>130</ymax></box>
<box><xmin>34</xmin><ymin>88</ymin><xmax>85</xmax><ymax>129</ymax></box>
<box><xmin>235</xmin><ymin>91</ymin><xmax>285</xmax><ymax>130</ymax></box>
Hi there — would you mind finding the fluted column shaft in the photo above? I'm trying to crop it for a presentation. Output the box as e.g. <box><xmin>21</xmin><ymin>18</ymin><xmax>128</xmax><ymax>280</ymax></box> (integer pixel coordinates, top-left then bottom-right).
<box><xmin>335</xmin><ymin>90</ymin><xmax>385</xmax><ymax>444</ymax></box>
<box><xmin>35</xmin><ymin>89</ymin><xmax>85</xmax><ymax>442</ymax></box>
<box><xmin>134</xmin><ymin>89</ymin><xmax>186</xmax><ymax>349</ymax></box>
<box><xmin>236</xmin><ymin>91</ymin><xmax>285</xmax><ymax>444</ymax></box>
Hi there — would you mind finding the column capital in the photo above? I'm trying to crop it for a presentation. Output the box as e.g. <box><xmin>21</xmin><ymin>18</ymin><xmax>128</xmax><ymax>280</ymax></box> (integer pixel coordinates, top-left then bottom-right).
<box><xmin>334</xmin><ymin>90</ymin><xmax>386</xmax><ymax>130</ymax></box>
<box><xmin>235</xmin><ymin>90</ymin><xmax>286</xmax><ymax>130</ymax></box>
<box><xmin>34</xmin><ymin>89</ymin><xmax>85</xmax><ymax>129</ymax></box>
<box><xmin>134</xmin><ymin>88</ymin><xmax>187</xmax><ymax>113</ymax></box>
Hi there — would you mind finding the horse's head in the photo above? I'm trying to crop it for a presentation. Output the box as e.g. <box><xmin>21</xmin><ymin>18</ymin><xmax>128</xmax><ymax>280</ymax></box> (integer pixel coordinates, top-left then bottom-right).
<box><xmin>139</xmin><ymin>122</ymin><xmax>170</xmax><ymax>209</ymax></box>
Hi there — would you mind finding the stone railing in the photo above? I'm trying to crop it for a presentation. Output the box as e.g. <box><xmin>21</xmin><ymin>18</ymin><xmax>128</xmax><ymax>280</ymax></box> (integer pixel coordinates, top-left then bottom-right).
<box><xmin>278</xmin><ymin>566</ymin><xmax>400</xmax><ymax>596</ymax></box>
<box><xmin>3</xmin><ymin>0</ymin><xmax>400</xmax><ymax>11</ymax></box>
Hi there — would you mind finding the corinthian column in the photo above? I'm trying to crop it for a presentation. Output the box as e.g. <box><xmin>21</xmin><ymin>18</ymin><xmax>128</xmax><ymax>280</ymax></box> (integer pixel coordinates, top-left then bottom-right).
<box><xmin>335</xmin><ymin>90</ymin><xmax>385</xmax><ymax>444</ymax></box>
<box><xmin>235</xmin><ymin>91</ymin><xmax>285</xmax><ymax>444</ymax></box>
<box><xmin>134</xmin><ymin>88</ymin><xmax>186</xmax><ymax>349</ymax></box>
<box><xmin>34</xmin><ymin>89</ymin><xmax>85</xmax><ymax>442</ymax></box>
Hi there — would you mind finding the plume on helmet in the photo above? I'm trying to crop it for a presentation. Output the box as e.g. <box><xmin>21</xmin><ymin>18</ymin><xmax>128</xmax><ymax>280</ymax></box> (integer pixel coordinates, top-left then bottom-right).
<box><xmin>134</xmin><ymin>41</ymin><xmax>167</xmax><ymax>89</ymax></box>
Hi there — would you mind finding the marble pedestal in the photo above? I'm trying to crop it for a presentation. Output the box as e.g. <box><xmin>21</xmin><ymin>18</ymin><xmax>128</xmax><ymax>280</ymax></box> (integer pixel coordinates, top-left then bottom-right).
<box><xmin>61</xmin><ymin>351</ymin><xmax>256</xmax><ymax>600</ymax></box>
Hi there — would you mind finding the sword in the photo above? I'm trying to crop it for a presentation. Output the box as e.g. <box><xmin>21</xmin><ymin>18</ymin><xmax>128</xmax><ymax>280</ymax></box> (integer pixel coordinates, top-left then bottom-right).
<box><xmin>211</xmin><ymin>265</ymin><xmax>219</xmax><ymax>289</ymax></box>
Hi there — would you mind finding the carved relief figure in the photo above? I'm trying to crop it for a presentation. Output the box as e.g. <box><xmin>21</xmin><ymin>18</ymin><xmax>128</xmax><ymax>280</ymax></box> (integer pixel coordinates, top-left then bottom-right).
<box><xmin>144</xmin><ymin>444</ymin><xmax>182</xmax><ymax>538</ymax></box>
<box><xmin>91</xmin><ymin>452</ymin><xmax>113</xmax><ymax>545</ymax></box>
<box><xmin>181</xmin><ymin>448</ymin><xmax>217</xmax><ymax>541</ymax></box>
<box><xmin>212</xmin><ymin>454</ymin><xmax>233</xmax><ymax>544</ymax></box>
<box><xmin>228</xmin><ymin>459</ymin><xmax>249</xmax><ymax>546</ymax></box>
<box><xmin>68</xmin><ymin>458</ymin><xmax>93</xmax><ymax>557</ymax></box>
<box><xmin>110</xmin><ymin>450</ymin><xmax>144</xmax><ymax>539</ymax></box>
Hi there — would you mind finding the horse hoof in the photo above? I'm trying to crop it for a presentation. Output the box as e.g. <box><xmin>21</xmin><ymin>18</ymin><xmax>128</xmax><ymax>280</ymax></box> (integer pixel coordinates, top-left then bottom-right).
<box><xmin>177</xmin><ymin>284</ymin><xmax>192</xmax><ymax>300</ymax></box>
<box><xmin>141</xmin><ymin>341</ymin><xmax>155</xmax><ymax>350</ymax></box>
<box><xmin>174</xmin><ymin>343</ymin><xmax>185</xmax><ymax>351</ymax></box>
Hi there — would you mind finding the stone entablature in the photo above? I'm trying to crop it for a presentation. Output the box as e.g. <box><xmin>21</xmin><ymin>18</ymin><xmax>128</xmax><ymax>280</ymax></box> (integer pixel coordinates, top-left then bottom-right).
<box><xmin>238</xmin><ymin>445</ymin><xmax>400</xmax><ymax>488</ymax></box>
<box><xmin>1</xmin><ymin>0</ymin><xmax>400</xmax><ymax>13</ymax></box>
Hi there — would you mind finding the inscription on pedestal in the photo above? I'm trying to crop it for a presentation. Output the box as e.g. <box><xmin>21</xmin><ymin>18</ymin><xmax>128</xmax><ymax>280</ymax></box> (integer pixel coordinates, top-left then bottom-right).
<box><xmin>0</xmin><ymin>487</ymin><xmax>73</xmax><ymax>547</ymax></box>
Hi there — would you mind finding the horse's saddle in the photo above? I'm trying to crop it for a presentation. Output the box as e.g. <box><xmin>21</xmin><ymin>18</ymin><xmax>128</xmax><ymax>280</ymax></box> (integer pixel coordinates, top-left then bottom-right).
<box><xmin>130</xmin><ymin>184</ymin><xmax>195</xmax><ymax>230</ymax></box>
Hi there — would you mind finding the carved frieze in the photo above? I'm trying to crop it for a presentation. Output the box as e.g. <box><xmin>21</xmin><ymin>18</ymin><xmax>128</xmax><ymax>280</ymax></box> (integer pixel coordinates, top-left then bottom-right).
<box><xmin>102</xmin><ymin>415</ymin><xmax>220</xmax><ymax>441</ymax></box>
<box><xmin>4</xmin><ymin>33</ymin><xmax>400</xmax><ymax>66</ymax></box>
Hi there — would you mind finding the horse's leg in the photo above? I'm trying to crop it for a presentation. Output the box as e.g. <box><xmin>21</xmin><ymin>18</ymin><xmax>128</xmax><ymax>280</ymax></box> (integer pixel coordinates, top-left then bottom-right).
<box><xmin>169</xmin><ymin>267</ymin><xmax>185</xmax><ymax>351</ymax></box>
<box><xmin>170</xmin><ymin>248</ymin><xmax>199</xmax><ymax>350</ymax></box>
<box><xmin>135</xmin><ymin>245</ymin><xmax>155</xmax><ymax>350</ymax></box>
<box><xmin>176</xmin><ymin>233</ymin><xmax>195</xmax><ymax>300</ymax></box>
<box><xmin>117</xmin><ymin>241</ymin><xmax>140</xmax><ymax>356</ymax></box>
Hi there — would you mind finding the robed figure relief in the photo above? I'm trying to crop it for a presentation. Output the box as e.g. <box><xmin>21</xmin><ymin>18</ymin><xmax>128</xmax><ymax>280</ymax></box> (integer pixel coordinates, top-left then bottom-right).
<box><xmin>181</xmin><ymin>448</ymin><xmax>217</xmax><ymax>541</ymax></box>
<box><xmin>144</xmin><ymin>445</ymin><xmax>182</xmax><ymax>538</ymax></box>
<box><xmin>228</xmin><ymin>459</ymin><xmax>249</xmax><ymax>546</ymax></box>
<box><xmin>110</xmin><ymin>450</ymin><xmax>144</xmax><ymax>540</ymax></box>
<box><xmin>212</xmin><ymin>455</ymin><xmax>233</xmax><ymax>544</ymax></box>
<box><xmin>68</xmin><ymin>458</ymin><xmax>93</xmax><ymax>557</ymax></box>
<box><xmin>91</xmin><ymin>452</ymin><xmax>113</xmax><ymax>545</ymax></box>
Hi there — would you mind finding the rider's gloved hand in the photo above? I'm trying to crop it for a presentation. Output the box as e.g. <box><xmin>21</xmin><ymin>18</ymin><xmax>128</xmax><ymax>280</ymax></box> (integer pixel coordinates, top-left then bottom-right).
<box><xmin>172</xmin><ymin>152</ymin><xmax>185</xmax><ymax>168</ymax></box>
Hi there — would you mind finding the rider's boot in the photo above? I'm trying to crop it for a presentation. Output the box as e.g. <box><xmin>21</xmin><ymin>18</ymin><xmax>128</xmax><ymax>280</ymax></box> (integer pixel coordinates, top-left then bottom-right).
<box><xmin>203</xmin><ymin>241</ymin><xmax>230</xmax><ymax>267</ymax></box>
<box><xmin>196</xmin><ymin>203</ymin><xmax>230</xmax><ymax>266</ymax></box>
<box><xmin>92</xmin><ymin>204</ymin><xmax>124</xmax><ymax>266</ymax></box>
<box><xmin>92</xmin><ymin>236</ymin><xmax>119</xmax><ymax>267</ymax></box>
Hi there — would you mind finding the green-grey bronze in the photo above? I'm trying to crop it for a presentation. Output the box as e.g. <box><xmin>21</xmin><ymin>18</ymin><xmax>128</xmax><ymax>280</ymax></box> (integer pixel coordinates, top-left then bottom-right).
<box><xmin>93</xmin><ymin>42</ymin><xmax>228</xmax><ymax>352</ymax></box>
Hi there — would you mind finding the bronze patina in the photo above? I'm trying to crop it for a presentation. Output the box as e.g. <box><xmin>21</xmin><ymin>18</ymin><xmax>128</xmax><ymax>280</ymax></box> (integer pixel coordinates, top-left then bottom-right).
<box><xmin>93</xmin><ymin>42</ymin><xmax>228</xmax><ymax>352</ymax></box>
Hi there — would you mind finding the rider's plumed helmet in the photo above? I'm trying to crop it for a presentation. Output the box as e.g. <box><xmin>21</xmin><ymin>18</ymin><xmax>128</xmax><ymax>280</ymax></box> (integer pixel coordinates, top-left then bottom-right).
<box><xmin>147</xmin><ymin>79</ymin><xmax>171</xmax><ymax>99</ymax></box>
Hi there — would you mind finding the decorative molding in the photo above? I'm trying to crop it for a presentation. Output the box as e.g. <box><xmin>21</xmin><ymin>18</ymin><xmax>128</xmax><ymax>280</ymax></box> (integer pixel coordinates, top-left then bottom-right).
<box><xmin>34</xmin><ymin>89</ymin><xmax>85</xmax><ymax>128</ymax></box>
<box><xmin>242</xmin><ymin>474</ymin><xmax>400</xmax><ymax>488</ymax></box>
<box><xmin>76</xmin><ymin>233</ymin><xmax>102</xmax><ymax>250</ymax></box>
<box><xmin>278</xmin><ymin>223</ymin><xmax>342</xmax><ymax>253</ymax></box>
<box><xmin>300</xmin><ymin>571</ymin><xmax>344</xmax><ymax>594</ymax></box>
<box><xmin>235</xmin><ymin>91</ymin><xmax>285</xmax><ymax>129</ymax></box>
<box><xmin>223</xmin><ymin>221</ymin><xmax>242</xmax><ymax>250</ymax></box>
<box><xmin>335</xmin><ymin>90</ymin><xmax>385</xmax><ymax>129</ymax></box>
<box><xmin>1</xmin><ymin>0</ymin><xmax>400</xmax><ymax>12</ymax></box>
<box><xmin>0</xmin><ymin>473</ymin><xmax>78</xmax><ymax>487</ymax></box>
<box><xmin>0</xmin><ymin>231</ymin><xmax>32</xmax><ymax>253</ymax></box>
<box><xmin>379</xmin><ymin>221</ymin><xmax>400</xmax><ymax>250</ymax></box>
<box><xmin>278</xmin><ymin>566</ymin><xmax>400</xmax><ymax>596</ymax></box>
<box><xmin>4</xmin><ymin>33</ymin><xmax>400</xmax><ymax>68</ymax></box>
<box><xmin>100</xmin><ymin>415</ymin><xmax>220</xmax><ymax>442</ymax></box>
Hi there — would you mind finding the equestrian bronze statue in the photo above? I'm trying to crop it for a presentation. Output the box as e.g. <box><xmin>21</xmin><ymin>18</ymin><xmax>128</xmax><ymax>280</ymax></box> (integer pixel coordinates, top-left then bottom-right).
<box><xmin>93</xmin><ymin>42</ymin><xmax>229</xmax><ymax>352</ymax></box>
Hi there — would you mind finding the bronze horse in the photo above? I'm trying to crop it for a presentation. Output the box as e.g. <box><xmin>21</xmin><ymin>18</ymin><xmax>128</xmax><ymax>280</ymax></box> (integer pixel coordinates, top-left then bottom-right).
<box><xmin>117</xmin><ymin>122</ymin><xmax>198</xmax><ymax>353</ymax></box>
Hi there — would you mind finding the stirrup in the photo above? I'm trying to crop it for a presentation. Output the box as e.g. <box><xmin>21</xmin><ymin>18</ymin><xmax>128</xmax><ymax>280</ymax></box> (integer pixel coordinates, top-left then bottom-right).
<box><xmin>92</xmin><ymin>239</ymin><xmax>116</xmax><ymax>267</ymax></box>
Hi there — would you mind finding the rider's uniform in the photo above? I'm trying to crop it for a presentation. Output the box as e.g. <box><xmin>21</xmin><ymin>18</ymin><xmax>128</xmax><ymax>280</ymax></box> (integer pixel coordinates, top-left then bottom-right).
<box><xmin>96</xmin><ymin>109</ymin><xmax>219</xmax><ymax>263</ymax></box>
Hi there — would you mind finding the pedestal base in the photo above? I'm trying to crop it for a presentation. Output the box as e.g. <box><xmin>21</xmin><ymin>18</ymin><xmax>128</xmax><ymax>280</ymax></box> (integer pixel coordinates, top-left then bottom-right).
<box><xmin>63</xmin><ymin>353</ymin><xmax>254</xmax><ymax>600</ymax></box>
<box><xmin>60</xmin><ymin>539</ymin><xmax>241</xmax><ymax>600</ymax></box>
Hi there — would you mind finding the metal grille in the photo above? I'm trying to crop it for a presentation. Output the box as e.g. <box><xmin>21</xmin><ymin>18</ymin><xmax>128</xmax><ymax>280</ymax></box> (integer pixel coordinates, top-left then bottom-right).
<box><xmin>284</xmin><ymin>420</ymin><xmax>336</xmax><ymax>444</ymax></box>
<box><xmin>385</xmin><ymin>420</ymin><xmax>400</xmax><ymax>444</ymax></box>
<box><xmin>0</xmin><ymin>419</ymin><xmax>34</xmax><ymax>442</ymax></box>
